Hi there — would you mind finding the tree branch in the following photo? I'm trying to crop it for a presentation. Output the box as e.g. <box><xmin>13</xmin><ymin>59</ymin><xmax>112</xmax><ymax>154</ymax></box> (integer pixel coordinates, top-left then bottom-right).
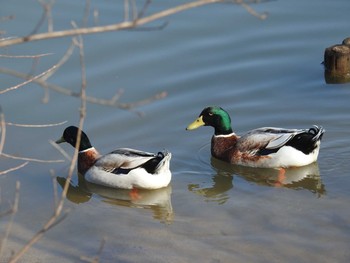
<box><xmin>0</xmin><ymin>64</ymin><xmax>57</xmax><ymax>95</ymax></box>
<box><xmin>0</xmin><ymin>0</ymin><xmax>226</xmax><ymax>48</ymax></box>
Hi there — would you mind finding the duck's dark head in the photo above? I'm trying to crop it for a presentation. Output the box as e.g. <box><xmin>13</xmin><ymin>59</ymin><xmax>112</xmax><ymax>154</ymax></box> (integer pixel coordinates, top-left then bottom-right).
<box><xmin>56</xmin><ymin>126</ymin><xmax>92</xmax><ymax>151</ymax></box>
<box><xmin>186</xmin><ymin>106</ymin><xmax>233</xmax><ymax>135</ymax></box>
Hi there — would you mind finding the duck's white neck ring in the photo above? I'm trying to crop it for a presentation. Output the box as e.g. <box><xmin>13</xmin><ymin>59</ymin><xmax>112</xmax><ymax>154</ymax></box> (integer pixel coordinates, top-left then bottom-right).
<box><xmin>214</xmin><ymin>133</ymin><xmax>236</xmax><ymax>138</ymax></box>
<box><xmin>79</xmin><ymin>147</ymin><xmax>96</xmax><ymax>153</ymax></box>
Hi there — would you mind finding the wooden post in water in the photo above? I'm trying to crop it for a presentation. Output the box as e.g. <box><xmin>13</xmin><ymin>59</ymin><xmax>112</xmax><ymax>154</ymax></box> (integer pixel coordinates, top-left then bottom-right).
<box><xmin>324</xmin><ymin>37</ymin><xmax>350</xmax><ymax>84</ymax></box>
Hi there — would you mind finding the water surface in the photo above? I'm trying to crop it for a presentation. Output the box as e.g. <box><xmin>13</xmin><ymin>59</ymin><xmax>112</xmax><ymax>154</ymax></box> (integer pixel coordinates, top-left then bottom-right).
<box><xmin>1</xmin><ymin>0</ymin><xmax>350</xmax><ymax>262</ymax></box>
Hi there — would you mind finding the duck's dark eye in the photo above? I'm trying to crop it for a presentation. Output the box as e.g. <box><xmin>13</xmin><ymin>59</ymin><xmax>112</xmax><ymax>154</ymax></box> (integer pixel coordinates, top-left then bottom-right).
<box><xmin>208</xmin><ymin>112</ymin><xmax>213</xmax><ymax>116</ymax></box>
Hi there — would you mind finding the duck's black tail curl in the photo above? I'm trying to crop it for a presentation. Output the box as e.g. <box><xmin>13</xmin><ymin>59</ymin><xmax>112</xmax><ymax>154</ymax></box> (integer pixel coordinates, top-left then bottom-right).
<box><xmin>309</xmin><ymin>125</ymin><xmax>325</xmax><ymax>142</ymax></box>
<box><xmin>285</xmin><ymin>125</ymin><xmax>324</xmax><ymax>155</ymax></box>
<box><xmin>141</xmin><ymin>151</ymin><xmax>170</xmax><ymax>174</ymax></box>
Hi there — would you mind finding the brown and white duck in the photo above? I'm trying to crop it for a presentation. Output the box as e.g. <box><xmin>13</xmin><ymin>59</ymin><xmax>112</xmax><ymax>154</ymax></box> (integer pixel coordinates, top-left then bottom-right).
<box><xmin>186</xmin><ymin>106</ymin><xmax>324</xmax><ymax>168</ymax></box>
<box><xmin>56</xmin><ymin>126</ymin><xmax>172</xmax><ymax>190</ymax></box>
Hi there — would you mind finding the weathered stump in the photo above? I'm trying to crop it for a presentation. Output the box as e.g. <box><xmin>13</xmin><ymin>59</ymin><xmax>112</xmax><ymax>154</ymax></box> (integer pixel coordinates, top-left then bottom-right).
<box><xmin>324</xmin><ymin>37</ymin><xmax>350</xmax><ymax>84</ymax></box>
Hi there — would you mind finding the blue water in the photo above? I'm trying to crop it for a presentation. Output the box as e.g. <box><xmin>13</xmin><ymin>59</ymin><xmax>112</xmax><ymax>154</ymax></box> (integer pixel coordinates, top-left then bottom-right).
<box><xmin>1</xmin><ymin>0</ymin><xmax>350</xmax><ymax>262</ymax></box>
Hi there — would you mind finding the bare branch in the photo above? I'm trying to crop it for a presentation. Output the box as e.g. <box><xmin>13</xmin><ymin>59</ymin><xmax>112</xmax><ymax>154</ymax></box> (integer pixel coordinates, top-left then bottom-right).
<box><xmin>49</xmin><ymin>140</ymin><xmax>72</xmax><ymax>161</ymax></box>
<box><xmin>0</xmin><ymin>53</ymin><xmax>52</xmax><ymax>58</ymax></box>
<box><xmin>8</xmin><ymin>23</ymin><xmax>89</xmax><ymax>263</ymax></box>
<box><xmin>137</xmin><ymin>0</ymin><xmax>152</xmax><ymax>19</ymax></box>
<box><xmin>0</xmin><ymin>0</ymin><xmax>228</xmax><ymax>48</ymax></box>
<box><xmin>0</xmin><ymin>106</ymin><xmax>5</xmax><ymax>154</ymax></box>
<box><xmin>82</xmin><ymin>0</ymin><xmax>91</xmax><ymax>27</ymax></box>
<box><xmin>236</xmin><ymin>0</ymin><xmax>268</xmax><ymax>19</ymax></box>
<box><xmin>5</xmin><ymin>120</ymin><xmax>67</xmax><ymax>128</ymax></box>
<box><xmin>0</xmin><ymin>67</ymin><xmax>167</xmax><ymax>112</ymax></box>
<box><xmin>39</xmin><ymin>42</ymin><xmax>75</xmax><ymax>82</ymax></box>
<box><xmin>49</xmin><ymin>169</ymin><xmax>59</xmax><ymax>208</ymax></box>
<box><xmin>0</xmin><ymin>64</ymin><xmax>57</xmax><ymax>95</ymax></box>
<box><xmin>7</xmin><ymin>208</ymin><xmax>70</xmax><ymax>263</ymax></box>
<box><xmin>0</xmin><ymin>181</ymin><xmax>20</xmax><ymax>259</ymax></box>
<box><xmin>28</xmin><ymin>2</ymin><xmax>49</xmax><ymax>35</ymax></box>
<box><xmin>0</xmin><ymin>162</ymin><xmax>29</xmax><ymax>176</ymax></box>
<box><xmin>1</xmin><ymin>152</ymin><xmax>64</xmax><ymax>163</ymax></box>
<box><xmin>0</xmin><ymin>181</ymin><xmax>20</xmax><ymax>217</ymax></box>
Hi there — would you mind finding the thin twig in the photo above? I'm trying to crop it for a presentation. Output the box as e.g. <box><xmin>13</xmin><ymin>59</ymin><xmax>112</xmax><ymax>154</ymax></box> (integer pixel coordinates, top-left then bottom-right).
<box><xmin>46</xmin><ymin>1</ymin><xmax>55</xmax><ymax>32</ymax></box>
<box><xmin>0</xmin><ymin>64</ymin><xmax>57</xmax><ymax>94</ymax></box>
<box><xmin>40</xmin><ymin>42</ymin><xmax>75</xmax><ymax>82</ymax></box>
<box><xmin>5</xmin><ymin>120</ymin><xmax>67</xmax><ymax>128</ymax></box>
<box><xmin>41</xmin><ymin>41</ymin><xmax>75</xmax><ymax>103</ymax></box>
<box><xmin>110</xmin><ymin>89</ymin><xmax>124</xmax><ymax>104</ymax></box>
<box><xmin>1</xmin><ymin>152</ymin><xmax>64</xmax><ymax>163</ymax></box>
<box><xmin>124</xmin><ymin>0</ymin><xmax>130</xmax><ymax>21</ymax></box>
<box><xmin>0</xmin><ymin>181</ymin><xmax>20</xmax><ymax>259</ymax></box>
<box><xmin>236</xmin><ymin>0</ymin><xmax>268</xmax><ymax>19</ymax></box>
<box><xmin>28</xmin><ymin>1</ymin><xmax>49</xmax><ymax>36</ymax></box>
<box><xmin>28</xmin><ymin>56</ymin><xmax>42</xmax><ymax>79</ymax></box>
<box><xmin>0</xmin><ymin>162</ymin><xmax>29</xmax><ymax>176</ymax></box>
<box><xmin>0</xmin><ymin>181</ymin><xmax>20</xmax><ymax>217</ymax></box>
<box><xmin>0</xmin><ymin>106</ymin><xmax>6</xmax><ymax>154</ymax></box>
<box><xmin>33</xmin><ymin>0</ymin><xmax>55</xmax><ymax>34</ymax></box>
<box><xmin>0</xmin><ymin>67</ymin><xmax>167</xmax><ymax>112</ymax></box>
<box><xmin>49</xmin><ymin>140</ymin><xmax>71</xmax><ymax>161</ymax></box>
<box><xmin>137</xmin><ymin>0</ymin><xmax>152</xmax><ymax>19</ymax></box>
<box><xmin>0</xmin><ymin>0</ymin><xmax>230</xmax><ymax>48</ymax></box>
<box><xmin>131</xmin><ymin>0</ymin><xmax>138</xmax><ymax>21</ymax></box>
<box><xmin>0</xmin><ymin>53</ymin><xmax>52</xmax><ymax>58</ymax></box>
<box><xmin>7</xmin><ymin>208</ymin><xmax>70</xmax><ymax>263</ymax></box>
<box><xmin>8</xmin><ymin>22</ymin><xmax>89</xmax><ymax>263</ymax></box>
<box><xmin>49</xmin><ymin>169</ymin><xmax>59</xmax><ymax>208</ymax></box>
<box><xmin>82</xmin><ymin>0</ymin><xmax>91</xmax><ymax>27</ymax></box>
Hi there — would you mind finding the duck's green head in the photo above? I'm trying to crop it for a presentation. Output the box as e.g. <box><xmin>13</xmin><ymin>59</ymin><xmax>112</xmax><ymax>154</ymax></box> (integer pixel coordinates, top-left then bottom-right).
<box><xmin>186</xmin><ymin>106</ymin><xmax>233</xmax><ymax>135</ymax></box>
<box><xmin>56</xmin><ymin>126</ymin><xmax>92</xmax><ymax>151</ymax></box>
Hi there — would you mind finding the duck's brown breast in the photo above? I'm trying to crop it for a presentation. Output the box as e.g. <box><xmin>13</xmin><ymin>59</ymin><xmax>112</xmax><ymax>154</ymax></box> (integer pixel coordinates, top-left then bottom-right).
<box><xmin>78</xmin><ymin>148</ymin><xmax>100</xmax><ymax>174</ymax></box>
<box><xmin>211</xmin><ymin>134</ymin><xmax>238</xmax><ymax>163</ymax></box>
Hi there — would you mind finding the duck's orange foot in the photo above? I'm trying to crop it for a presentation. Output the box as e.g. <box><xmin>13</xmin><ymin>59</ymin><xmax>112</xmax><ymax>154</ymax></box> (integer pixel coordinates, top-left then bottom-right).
<box><xmin>129</xmin><ymin>188</ymin><xmax>141</xmax><ymax>201</ymax></box>
<box><xmin>274</xmin><ymin>168</ymin><xmax>286</xmax><ymax>187</ymax></box>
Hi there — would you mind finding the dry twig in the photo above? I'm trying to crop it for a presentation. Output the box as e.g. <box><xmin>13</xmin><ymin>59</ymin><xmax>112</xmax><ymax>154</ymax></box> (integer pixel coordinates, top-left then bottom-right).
<box><xmin>5</xmin><ymin>120</ymin><xmax>67</xmax><ymax>128</ymax></box>
<box><xmin>7</xmin><ymin>22</ymin><xmax>89</xmax><ymax>263</ymax></box>
<box><xmin>0</xmin><ymin>181</ymin><xmax>20</xmax><ymax>259</ymax></box>
<box><xmin>1</xmin><ymin>152</ymin><xmax>64</xmax><ymax>163</ymax></box>
<box><xmin>49</xmin><ymin>140</ymin><xmax>71</xmax><ymax>161</ymax></box>
<box><xmin>0</xmin><ymin>106</ymin><xmax>6</xmax><ymax>154</ymax></box>
<box><xmin>0</xmin><ymin>64</ymin><xmax>57</xmax><ymax>95</ymax></box>
<box><xmin>0</xmin><ymin>53</ymin><xmax>52</xmax><ymax>58</ymax></box>
<box><xmin>29</xmin><ymin>0</ymin><xmax>55</xmax><ymax>35</ymax></box>
<box><xmin>0</xmin><ymin>0</ymin><xmax>267</xmax><ymax>48</ymax></box>
<box><xmin>0</xmin><ymin>162</ymin><xmax>29</xmax><ymax>176</ymax></box>
<box><xmin>0</xmin><ymin>67</ymin><xmax>167</xmax><ymax>112</ymax></box>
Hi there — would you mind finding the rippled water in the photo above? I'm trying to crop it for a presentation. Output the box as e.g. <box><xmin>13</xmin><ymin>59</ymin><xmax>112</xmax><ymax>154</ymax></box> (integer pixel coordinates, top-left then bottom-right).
<box><xmin>1</xmin><ymin>0</ymin><xmax>350</xmax><ymax>262</ymax></box>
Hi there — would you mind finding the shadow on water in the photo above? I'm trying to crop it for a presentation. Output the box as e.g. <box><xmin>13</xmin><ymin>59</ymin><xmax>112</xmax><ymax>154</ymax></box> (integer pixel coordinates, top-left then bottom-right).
<box><xmin>188</xmin><ymin>158</ymin><xmax>326</xmax><ymax>203</ymax></box>
<box><xmin>56</xmin><ymin>174</ymin><xmax>174</xmax><ymax>224</ymax></box>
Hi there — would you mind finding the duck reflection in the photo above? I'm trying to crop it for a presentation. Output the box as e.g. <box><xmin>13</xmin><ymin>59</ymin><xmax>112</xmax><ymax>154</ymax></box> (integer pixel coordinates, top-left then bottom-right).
<box><xmin>188</xmin><ymin>158</ymin><xmax>326</xmax><ymax>202</ymax></box>
<box><xmin>56</xmin><ymin>174</ymin><xmax>174</xmax><ymax>224</ymax></box>
<box><xmin>188</xmin><ymin>172</ymin><xmax>233</xmax><ymax>205</ymax></box>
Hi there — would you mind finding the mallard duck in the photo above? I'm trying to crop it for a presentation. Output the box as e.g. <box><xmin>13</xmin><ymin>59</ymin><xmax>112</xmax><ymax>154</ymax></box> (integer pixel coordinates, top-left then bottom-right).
<box><xmin>56</xmin><ymin>126</ymin><xmax>172</xmax><ymax>190</ymax></box>
<box><xmin>186</xmin><ymin>106</ymin><xmax>324</xmax><ymax>168</ymax></box>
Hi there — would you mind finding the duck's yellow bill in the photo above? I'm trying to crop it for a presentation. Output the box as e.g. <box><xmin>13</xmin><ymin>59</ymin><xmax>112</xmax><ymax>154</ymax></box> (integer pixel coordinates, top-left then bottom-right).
<box><xmin>186</xmin><ymin>116</ymin><xmax>205</xmax><ymax>130</ymax></box>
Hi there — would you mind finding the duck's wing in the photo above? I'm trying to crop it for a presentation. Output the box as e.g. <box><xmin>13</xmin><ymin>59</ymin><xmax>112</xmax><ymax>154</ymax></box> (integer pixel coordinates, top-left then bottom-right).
<box><xmin>238</xmin><ymin>126</ymin><xmax>324</xmax><ymax>155</ymax></box>
<box><xmin>255</xmin><ymin>127</ymin><xmax>303</xmax><ymax>149</ymax></box>
<box><xmin>93</xmin><ymin>148</ymin><xmax>158</xmax><ymax>173</ymax></box>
